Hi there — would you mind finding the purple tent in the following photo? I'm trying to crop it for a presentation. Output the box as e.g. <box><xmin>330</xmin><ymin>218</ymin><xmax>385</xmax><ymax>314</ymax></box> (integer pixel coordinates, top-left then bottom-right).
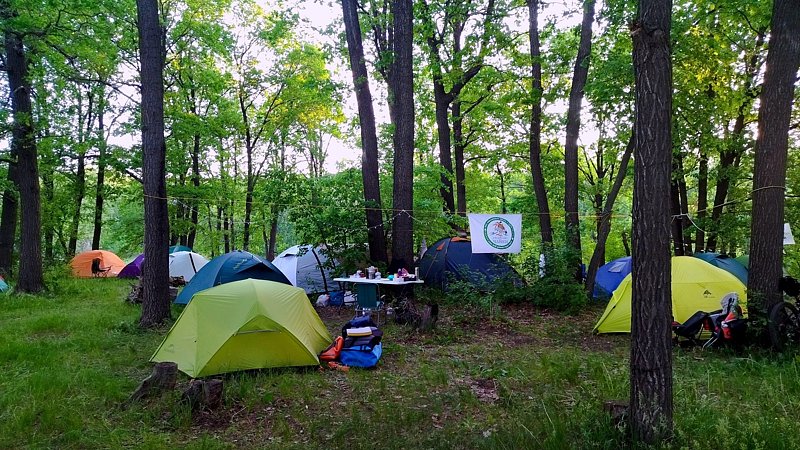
<box><xmin>118</xmin><ymin>254</ymin><xmax>144</xmax><ymax>279</ymax></box>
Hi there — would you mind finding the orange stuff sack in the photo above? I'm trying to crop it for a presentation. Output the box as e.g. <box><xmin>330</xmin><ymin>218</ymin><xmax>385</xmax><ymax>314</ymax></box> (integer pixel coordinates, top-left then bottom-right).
<box><xmin>319</xmin><ymin>336</ymin><xmax>344</xmax><ymax>362</ymax></box>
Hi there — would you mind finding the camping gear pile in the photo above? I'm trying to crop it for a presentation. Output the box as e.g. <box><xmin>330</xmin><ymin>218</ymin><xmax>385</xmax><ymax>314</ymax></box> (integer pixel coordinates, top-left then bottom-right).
<box><xmin>152</xmin><ymin>279</ymin><xmax>331</xmax><ymax>377</ymax></box>
<box><xmin>672</xmin><ymin>292</ymin><xmax>747</xmax><ymax>348</ymax></box>
<box><xmin>319</xmin><ymin>316</ymin><xmax>383</xmax><ymax>369</ymax></box>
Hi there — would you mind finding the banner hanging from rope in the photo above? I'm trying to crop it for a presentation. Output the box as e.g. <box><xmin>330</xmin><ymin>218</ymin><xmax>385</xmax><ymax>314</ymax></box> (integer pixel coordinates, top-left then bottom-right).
<box><xmin>467</xmin><ymin>214</ymin><xmax>522</xmax><ymax>254</ymax></box>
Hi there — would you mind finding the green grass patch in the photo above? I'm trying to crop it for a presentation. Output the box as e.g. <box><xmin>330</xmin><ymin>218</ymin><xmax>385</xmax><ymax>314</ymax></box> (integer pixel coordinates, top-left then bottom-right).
<box><xmin>1</xmin><ymin>279</ymin><xmax>799</xmax><ymax>448</ymax></box>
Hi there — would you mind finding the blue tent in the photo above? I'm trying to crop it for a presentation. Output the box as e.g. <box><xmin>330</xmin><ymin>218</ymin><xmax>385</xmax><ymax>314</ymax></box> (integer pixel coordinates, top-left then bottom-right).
<box><xmin>593</xmin><ymin>256</ymin><xmax>633</xmax><ymax>299</ymax></box>
<box><xmin>0</xmin><ymin>278</ymin><xmax>8</xmax><ymax>293</ymax></box>
<box><xmin>169</xmin><ymin>245</ymin><xmax>192</xmax><ymax>254</ymax></box>
<box><xmin>692</xmin><ymin>252</ymin><xmax>748</xmax><ymax>284</ymax></box>
<box><xmin>419</xmin><ymin>237</ymin><xmax>521</xmax><ymax>291</ymax></box>
<box><xmin>175</xmin><ymin>250</ymin><xmax>292</xmax><ymax>305</ymax></box>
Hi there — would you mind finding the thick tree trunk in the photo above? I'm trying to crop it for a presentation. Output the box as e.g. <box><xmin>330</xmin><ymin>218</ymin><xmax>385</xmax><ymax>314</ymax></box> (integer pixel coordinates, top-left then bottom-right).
<box><xmin>563</xmin><ymin>0</ymin><xmax>595</xmax><ymax>260</ymax></box>
<box><xmin>585</xmin><ymin>134</ymin><xmax>633</xmax><ymax>296</ymax></box>
<box><xmin>748</xmin><ymin>0</ymin><xmax>800</xmax><ymax>319</ymax></box>
<box><xmin>92</xmin><ymin>94</ymin><xmax>107</xmax><ymax>250</ymax></box>
<box><xmin>527</xmin><ymin>0</ymin><xmax>553</xmax><ymax>245</ymax></box>
<box><xmin>5</xmin><ymin>24</ymin><xmax>44</xmax><ymax>293</ymax></box>
<box><xmin>694</xmin><ymin>152</ymin><xmax>708</xmax><ymax>252</ymax></box>
<box><xmin>341</xmin><ymin>0</ymin><xmax>388</xmax><ymax>264</ymax></box>
<box><xmin>137</xmin><ymin>0</ymin><xmax>171</xmax><ymax>327</ymax></box>
<box><xmin>389</xmin><ymin>0</ymin><xmax>414</xmax><ymax>271</ymax></box>
<box><xmin>434</xmin><ymin>91</ymin><xmax>456</xmax><ymax>215</ymax></box>
<box><xmin>0</xmin><ymin>156</ymin><xmax>17</xmax><ymax>275</ymax></box>
<box><xmin>629</xmin><ymin>2</ymin><xmax>674</xmax><ymax>443</ymax></box>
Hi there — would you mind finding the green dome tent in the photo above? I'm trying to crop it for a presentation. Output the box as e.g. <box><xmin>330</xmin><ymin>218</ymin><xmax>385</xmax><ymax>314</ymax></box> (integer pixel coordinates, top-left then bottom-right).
<box><xmin>594</xmin><ymin>256</ymin><xmax>747</xmax><ymax>334</ymax></box>
<box><xmin>151</xmin><ymin>279</ymin><xmax>331</xmax><ymax>377</ymax></box>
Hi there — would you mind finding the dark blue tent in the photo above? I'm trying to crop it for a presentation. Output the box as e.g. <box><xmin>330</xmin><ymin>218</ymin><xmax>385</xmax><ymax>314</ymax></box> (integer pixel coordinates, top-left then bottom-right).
<box><xmin>169</xmin><ymin>245</ymin><xmax>192</xmax><ymax>253</ymax></box>
<box><xmin>419</xmin><ymin>237</ymin><xmax>521</xmax><ymax>291</ymax></box>
<box><xmin>593</xmin><ymin>256</ymin><xmax>632</xmax><ymax>299</ymax></box>
<box><xmin>692</xmin><ymin>252</ymin><xmax>748</xmax><ymax>284</ymax></box>
<box><xmin>175</xmin><ymin>250</ymin><xmax>292</xmax><ymax>305</ymax></box>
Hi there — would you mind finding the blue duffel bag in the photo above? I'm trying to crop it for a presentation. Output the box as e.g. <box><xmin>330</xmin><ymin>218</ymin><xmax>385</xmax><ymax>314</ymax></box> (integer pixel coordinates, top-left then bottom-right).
<box><xmin>340</xmin><ymin>342</ymin><xmax>382</xmax><ymax>368</ymax></box>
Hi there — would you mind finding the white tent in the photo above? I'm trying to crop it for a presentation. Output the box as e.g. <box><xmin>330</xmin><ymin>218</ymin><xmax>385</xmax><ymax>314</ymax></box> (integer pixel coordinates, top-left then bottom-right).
<box><xmin>168</xmin><ymin>251</ymin><xmax>209</xmax><ymax>282</ymax></box>
<box><xmin>271</xmin><ymin>245</ymin><xmax>336</xmax><ymax>294</ymax></box>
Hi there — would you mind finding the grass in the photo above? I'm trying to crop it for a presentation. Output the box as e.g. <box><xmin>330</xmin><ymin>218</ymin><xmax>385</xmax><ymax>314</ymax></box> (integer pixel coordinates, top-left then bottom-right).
<box><xmin>1</xmin><ymin>277</ymin><xmax>800</xmax><ymax>449</ymax></box>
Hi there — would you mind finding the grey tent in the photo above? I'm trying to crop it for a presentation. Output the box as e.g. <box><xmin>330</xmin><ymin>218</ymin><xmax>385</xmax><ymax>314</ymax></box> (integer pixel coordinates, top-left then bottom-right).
<box><xmin>271</xmin><ymin>245</ymin><xmax>337</xmax><ymax>294</ymax></box>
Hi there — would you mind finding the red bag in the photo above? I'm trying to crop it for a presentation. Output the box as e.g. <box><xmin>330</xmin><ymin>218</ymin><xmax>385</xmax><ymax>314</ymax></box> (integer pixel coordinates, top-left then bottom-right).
<box><xmin>319</xmin><ymin>336</ymin><xmax>344</xmax><ymax>362</ymax></box>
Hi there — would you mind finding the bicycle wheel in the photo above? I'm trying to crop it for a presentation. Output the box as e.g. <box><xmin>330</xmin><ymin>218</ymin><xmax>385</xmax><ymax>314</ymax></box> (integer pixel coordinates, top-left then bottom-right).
<box><xmin>768</xmin><ymin>301</ymin><xmax>800</xmax><ymax>351</ymax></box>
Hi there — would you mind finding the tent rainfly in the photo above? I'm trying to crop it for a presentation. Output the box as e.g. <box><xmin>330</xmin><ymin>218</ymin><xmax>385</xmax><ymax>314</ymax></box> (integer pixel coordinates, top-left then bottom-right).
<box><xmin>168</xmin><ymin>251</ymin><xmax>209</xmax><ymax>282</ymax></box>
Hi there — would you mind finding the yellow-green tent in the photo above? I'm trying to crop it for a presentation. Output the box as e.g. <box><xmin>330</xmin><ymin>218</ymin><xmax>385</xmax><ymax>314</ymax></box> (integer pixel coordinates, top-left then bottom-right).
<box><xmin>594</xmin><ymin>256</ymin><xmax>747</xmax><ymax>334</ymax></box>
<box><xmin>151</xmin><ymin>279</ymin><xmax>331</xmax><ymax>377</ymax></box>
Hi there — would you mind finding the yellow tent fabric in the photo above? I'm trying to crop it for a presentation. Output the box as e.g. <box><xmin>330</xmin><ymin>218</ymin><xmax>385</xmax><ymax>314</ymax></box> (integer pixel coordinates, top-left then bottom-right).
<box><xmin>594</xmin><ymin>256</ymin><xmax>747</xmax><ymax>333</ymax></box>
<box><xmin>151</xmin><ymin>279</ymin><xmax>331</xmax><ymax>377</ymax></box>
<box><xmin>69</xmin><ymin>250</ymin><xmax>126</xmax><ymax>277</ymax></box>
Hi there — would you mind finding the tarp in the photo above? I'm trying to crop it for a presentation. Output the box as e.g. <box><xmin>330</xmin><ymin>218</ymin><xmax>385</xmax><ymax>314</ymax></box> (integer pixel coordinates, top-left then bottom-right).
<box><xmin>593</xmin><ymin>256</ymin><xmax>632</xmax><ymax>299</ymax></box>
<box><xmin>692</xmin><ymin>252</ymin><xmax>749</xmax><ymax>284</ymax></box>
<box><xmin>118</xmin><ymin>254</ymin><xmax>145</xmax><ymax>279</ymax></box>
<box><xmin>175</xmin><ymin>250</ymin><xmax>291</xmax><ymax>305</ymax></box>
<box><xmin>419</xmin><ymin>237</ymin><xmax>522</xmax><ymax>291</ymax></box>
<box><xmin>152</xmin><ymin>279</ymin><xmax>331</xmax><ymax>377</ymax></box>
<box><xmin>271</xmin><ymin>245</ymin><xmax>337</xmax><ymax>294</ymax></box>
<box><xmin>594</xmin><ymin>256</ymin><xmax>747</xmax><ymax>333</ymax></box>
<box><xmin>168</xmin><ymin>251</ymin><xmax>209</xmax><ymax>282</ymax></box>
<box><xmin>69</xmin><ymin>250</ymin><xmax>126</xmax><ymax>277</ymax></box>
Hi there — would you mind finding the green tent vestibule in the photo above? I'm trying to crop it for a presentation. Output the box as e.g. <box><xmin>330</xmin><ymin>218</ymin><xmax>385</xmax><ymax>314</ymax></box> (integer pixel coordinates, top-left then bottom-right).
<box><xmin>151</xmin><ymin>279</ymin><xmax>331</xmax><ymax>377</ymax></box>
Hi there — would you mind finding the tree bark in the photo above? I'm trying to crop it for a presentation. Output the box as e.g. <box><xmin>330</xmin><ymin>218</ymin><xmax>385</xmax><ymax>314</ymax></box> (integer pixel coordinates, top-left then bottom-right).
<box><xmin>748</xmin><ymin>0</ymin><xmax>800</xmax><ymax>319</ymax></box>
<box><xmin>92</xmin><ymin>92</ymin><xmax>107</xmax><ymax>250</ymax></box>
<box><xmin>0</xmin><ymin>153</ymin><xmax>17</xmax><ymax>275</ymax></box>
<box><xmin>453</xmin><ymin>99</ymin><xmax>467</xmax><ymax>216</ymax></box>
<box><xmin>137</xmin><ymin>0</ymin><xmax>171</xmax><ymax>327</ymax></box>
<box><xmin>629</xmin><ymin>0</ymin><xmax>673</xmax><ymax>442</ymax></box>
<box><xmin>188</xmin><ymin>131</ymin><xmax>200</xmax><ymax>249</ymax></box>
<box><xmin>389</xmin><ymin>0</ymin><xmax>414</xmax><ymax>271</ymax></box>
<box><xmin>341</xmin><ymin>0</ymin><xmax>388</xmax><ymax>264</ymax></box>
<box><xmin>694</xmin><ymin>151</ymin><xmax>708</xmax><ymax>252</ymax></box>
<box><xmin>563</xmin><ymin>0</ymin><xmax>596</xmax><ymax>260</ymax></box>
<box><xmin>5</xmin><ymin>21</ymin><xmax>44</xmax><ymax>293</ymax></box>
<box><xmin>527</xmin><ymin>0</ymin><xmax>553</xmax><ymax>246</ymax></box>
<box><xmin>585</xmin><ymin>134</ymin><xmax>633</xmax><ymax>296</ymax></box>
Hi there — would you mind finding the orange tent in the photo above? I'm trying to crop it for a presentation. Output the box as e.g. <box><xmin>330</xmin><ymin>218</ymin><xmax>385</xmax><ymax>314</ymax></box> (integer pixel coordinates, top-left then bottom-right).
<box><xmin>70</xmin><ymin>250</ymin><xmax>126</xmax><ymax>278</ymax></box>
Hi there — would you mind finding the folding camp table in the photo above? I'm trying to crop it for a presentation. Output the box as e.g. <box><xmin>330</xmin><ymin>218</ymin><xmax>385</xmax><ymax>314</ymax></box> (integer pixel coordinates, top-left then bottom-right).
<box><xmin>333</xmin><ymin>277</ymin><xmax>425</xmax><ymax>323</ymax></box>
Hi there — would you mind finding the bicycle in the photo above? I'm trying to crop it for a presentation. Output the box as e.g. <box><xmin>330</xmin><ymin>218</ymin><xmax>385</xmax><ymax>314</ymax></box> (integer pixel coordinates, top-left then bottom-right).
<box><xmin>767</xmin><ymin>276</ymin><xmax>800</xmax><ymax>351</ymax></box>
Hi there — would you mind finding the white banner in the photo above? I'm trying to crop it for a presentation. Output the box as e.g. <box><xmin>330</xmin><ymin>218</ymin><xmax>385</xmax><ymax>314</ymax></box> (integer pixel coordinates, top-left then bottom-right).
<box><xmin>785</xmin><ymin>223</ymin><xmax>795</xmax><ymax>245</ymax></box>
<box><xmin>468</xmin><ymin>214</ymin><xmax>522</xmax><ymax>254</ymax></box>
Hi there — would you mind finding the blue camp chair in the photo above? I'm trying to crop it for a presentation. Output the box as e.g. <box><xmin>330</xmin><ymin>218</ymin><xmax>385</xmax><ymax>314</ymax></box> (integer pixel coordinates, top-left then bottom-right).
<box><xmin>355</xmin><ymin>284</ymin><xmax>384</xmax><ymax>324</ymax></box>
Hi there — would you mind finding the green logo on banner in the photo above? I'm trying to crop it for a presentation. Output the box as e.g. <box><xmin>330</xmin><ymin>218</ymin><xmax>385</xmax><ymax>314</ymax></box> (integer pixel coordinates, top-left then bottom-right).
<box><xmin>483</xmin><ymin>217</ymin><xmax>514</xmax><ymax>250</ymax></box>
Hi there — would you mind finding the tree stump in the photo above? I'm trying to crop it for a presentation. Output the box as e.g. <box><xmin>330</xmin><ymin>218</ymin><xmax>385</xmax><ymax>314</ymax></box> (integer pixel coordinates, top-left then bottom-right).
<box><xmin>126</xmin><ymin>281</ymin><xmax>143</xmax><ymax>304</ymax></box>
<box><xmin>125</xmin><ymin>362</ymin><xmax>178</xmax><ymax>406</ymax></box>
<box><xmin>394</xmin><ymin>299</ymin><xmax>439</xmax><ymax>331</ymax></box>
<box><xmin>182</xmin><ymin>379</ymin><xmax>224</xmax><ymax>411</ymax></box>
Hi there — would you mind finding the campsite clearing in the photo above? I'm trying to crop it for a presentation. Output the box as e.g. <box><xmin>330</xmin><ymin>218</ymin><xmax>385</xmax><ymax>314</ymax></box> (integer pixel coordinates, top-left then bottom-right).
<box><xmin>1</xmin><ymin>277</ymin><xmax>799</xmax><ymax>449</ymax></box>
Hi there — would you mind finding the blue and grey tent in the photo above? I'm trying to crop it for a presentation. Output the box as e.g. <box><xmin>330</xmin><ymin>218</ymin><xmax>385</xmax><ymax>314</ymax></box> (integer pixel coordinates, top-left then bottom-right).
<box><xmin>175</xmin><ymin>250</ymin><xmax>292</xmax><ymax>305</ymax></box>
<box><xmin>693</xmin><ymin>252</ymin><xmax>749</xmax><ymax>284</ymax></box>
<box><xmin>419</xmin><ymin>237</ymin><xmax>521</xmax><ymax>291</ymax></box>
<box><xmin>593</xmin><ymin>256</ymin><xmax>632</xmax><ymax>299</ymax></box>
<box><xmin>169</xmin><ymin>245</ymin><xmax>192</xmax><ymax>253</ymax></box>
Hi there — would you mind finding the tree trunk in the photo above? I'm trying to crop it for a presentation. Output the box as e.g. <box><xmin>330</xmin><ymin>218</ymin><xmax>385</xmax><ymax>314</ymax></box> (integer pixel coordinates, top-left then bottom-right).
<box><xmin>92</xmin><ymin>93</ymin><xmax>107</xmax><ymax>250</ymax></box>
<box><xmin>341</xmin><ymin>0</ymin><xmax>388</xmax><ymax>264</ymax></box>
<box><xmin>137</xmin><ymin>0</ymin><xmax>171</xmax><ymax>327</ymax></box>
<box><xmin>669</xmin><ymin>155</ymin><xmax>684</xmax><ymax>256</ymax></box>
<box><xmin>42</xmin><ymin>165</ymin><xmax>54</xmax><ymax>262</ymax></box>
<box><xmin>748</xmin><ymin>0</ymin><xmax>800</xmax><ymax>319</ymax></box>
<box><xmin>243</xmin><ymin>175</ymin><xmax>253</xmax><ymax>251</ymax></box>
<box><xmin>585</xmin><ymin>134</ymin><xmax>633</xmax><ymax>296</ymax></box>
<box><xmin>497</xmin><ymin>165</ymin><xmax>507</xmax><ymax>214</ymax></box>
<box><xmin>68</xmin><ymin>153</ymin><xmax>85</xmax><ymax>256</ymax></box>
<box><xmin>389</xmin><ymin>0</ymin><xmax>414</xmax><ymax>271</ymax></box>
<box><xmin>629</xmin><ymin>2</ymin><xmax>673</xmax><ymax>443</ymax></box>
<box><xmin>453</xmin><ymin>99</ymin><xmax>467</xmax><ymax>216</ymax></box>
<box><xmin>563</xmin><ymin>0</ymin><xmax>595</xmax><ymax>261</ymax></box>
<box><xmin>188</xmin><ymin>131</ymin><xmax>200</xmax><ymax>249</ymax></box>
<box><xmin>527</xmin><ymin>0</ymin><xmax>553</xmax><ymax>246</ymax></box>
<box><xmin>267</xmin><ymin>210</ymin><xmax>278</xmax><ymax>261</ymax></box>
<box><xmin>434</xmin><ymin>89</ymin><xmax>456</xmax><ymax>215</ymax></box>
<box><xmin>5</xmin><ymin>23</ymin><xmax>44</xmax><ymax>293</ymax></box>
<box><xmin>694</xmin><ymin>151</ymin><xmax>708</xmax><ymax>252</ymax></box>
<box><xmin>0</xmin><ymin>153</ymin><xmax>17</xmax><ymax>275</ymax></box>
